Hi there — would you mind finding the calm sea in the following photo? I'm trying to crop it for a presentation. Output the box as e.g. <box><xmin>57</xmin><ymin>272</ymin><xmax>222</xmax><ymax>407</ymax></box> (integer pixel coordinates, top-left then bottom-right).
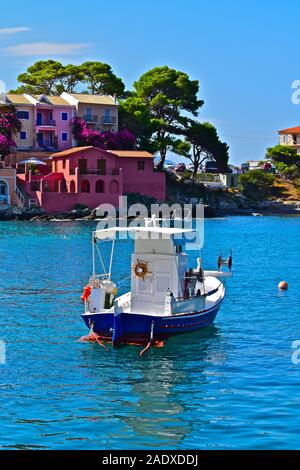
<box><xmin>0</xmin><ymin>216</ymin><xmax>300</xmax><ymax>450</ymax></box>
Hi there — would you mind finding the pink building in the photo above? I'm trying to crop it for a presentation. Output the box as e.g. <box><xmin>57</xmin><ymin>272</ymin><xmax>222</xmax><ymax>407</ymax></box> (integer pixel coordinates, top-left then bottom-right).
<box><xmin>17</xmin><ymin>146</ymin><xmax>165</xmax><ymax>212</ymax></box>
<box><xmin>25</xmin><ymin>94</ymin><xmax>75</xmax><ymax>151</ymax></box>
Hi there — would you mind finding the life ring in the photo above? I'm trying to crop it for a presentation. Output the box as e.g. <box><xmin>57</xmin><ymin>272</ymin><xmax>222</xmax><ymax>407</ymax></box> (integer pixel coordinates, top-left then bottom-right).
<box><xmin>81</xmin><ymin>285</ymin><xmax>92</xmax><ymax>303</ymax></box>
<box><xmin>132</xmin><ymin>260</ymin><xmax>152</xmax><ymax>281</ymax></box>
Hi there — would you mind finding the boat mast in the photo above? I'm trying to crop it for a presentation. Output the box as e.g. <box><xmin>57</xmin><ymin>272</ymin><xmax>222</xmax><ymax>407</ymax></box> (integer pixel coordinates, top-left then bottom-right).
<box><xmin>108</xmin><ymin>236</ymin><xmax>115</xmax><ymax>281</ymax></box>
<box><xmin>92</xmin><ymin>234</ymin><xmax>96</xmax><ymax>276</ymax></box>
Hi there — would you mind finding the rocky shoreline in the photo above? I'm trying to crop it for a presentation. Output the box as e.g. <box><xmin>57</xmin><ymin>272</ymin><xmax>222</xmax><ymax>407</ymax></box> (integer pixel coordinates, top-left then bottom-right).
<box><xmin>0</xmin><ymin>192</ymin><xmax>299</xmax><ymax>222</ymax></box>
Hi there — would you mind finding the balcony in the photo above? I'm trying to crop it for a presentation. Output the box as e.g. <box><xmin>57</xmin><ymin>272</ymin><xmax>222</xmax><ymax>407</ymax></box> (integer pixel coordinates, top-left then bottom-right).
<box><xmin>79</xmin><ymin>168</ymin><xmax>120</xmax><ymax>176</ymax></box>
<box><xmin>81</xmin><ymin>115</ymin><xmax>99</xmax><ymax>123</ymax></box>
<box><xmin>36</xmin><ymin>119</ymin><xmax>56</xmax><ymax>127</ymax></box>
<box><xmin>101</xmin><ymin>116</ymin><xmax>116</xmax><ymax>125</ymax></box>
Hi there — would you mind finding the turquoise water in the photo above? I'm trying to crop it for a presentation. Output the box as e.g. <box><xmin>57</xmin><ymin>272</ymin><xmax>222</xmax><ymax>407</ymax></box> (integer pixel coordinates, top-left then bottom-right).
<box><xmin>0</xmin><ymin>216</ymin><xmax>300</xmax><ymax>450</ymax></box>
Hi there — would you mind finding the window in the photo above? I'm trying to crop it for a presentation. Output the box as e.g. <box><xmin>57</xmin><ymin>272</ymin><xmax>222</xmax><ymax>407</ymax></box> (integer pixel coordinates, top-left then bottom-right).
<box><xmin>104</xmin><ymin>109</ymin><xmax>111</xmax><ymax>119</ymax></box>
<box><xmin>0</xmin><ymin>181</ymin><xmax>8</xmax><ymax>196</ymax></box>
<box><xmin>81</xmin><ymin>180</ymin><xmax>90</xmax><ymax>193</ymax></box>
<box><xmin>61</xmin><ymin>112</ymin><xmax>68</xmax><ymax>121</ymax></box>
<box><xmin>97</xmin><ymin>159</ymin><xmax>106</xmax><ymax>175</ymax></box>
<box><xmin>95</xmin><ymin>180</ymin><xmax>105</xmax><ymax>193</ymax></box>
<box><xmin>62</xmin><ymin>159</ymin><xmax>66</xmax><ymax>170</ymax></box>
<box><xmin>137</xmin><ymin>160</ymin><xmax>145</xmax><ymax>171</ymax></box>
<box><xmin>17</xmin><ymin>110</ymin><xmax>29</xmax><ymax>120</ymax></box>
<box><xmin>293</xmin><ymin>135</ymin><xmax>297</xmax><ymax>145</ymax></box>
<box><xmin>20</xmin><ymin>131</ymin><xmax>27</xmax><ymax>140</ymax></box>
<box><xmin>283</xmin><ymin>135</ymin><xmax>288</xmax><ymax>144</ymax></box>
<box><xmin>78</xmin><ymin>158</ymin><xmax>87</xmax><ymax>174</ymax></box>
<box><xmin>61</xmin><ymin>132</ymin><xmax>68</xmax><ymax>142</ymax></box>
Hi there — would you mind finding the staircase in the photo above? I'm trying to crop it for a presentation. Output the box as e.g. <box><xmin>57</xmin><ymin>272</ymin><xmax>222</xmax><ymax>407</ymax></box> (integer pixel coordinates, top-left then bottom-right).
<box><xmin>16</xmin><ymin>182</ymin><xmax>39</xmax><ymax>208</ymax></box>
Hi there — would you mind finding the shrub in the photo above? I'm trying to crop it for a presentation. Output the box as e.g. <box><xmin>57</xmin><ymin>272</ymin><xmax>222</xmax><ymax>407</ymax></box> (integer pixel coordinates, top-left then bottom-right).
<box><xmin>238</xmin><ymin>170</ymin><xmax>275</xmax><ymax>199</ymax></box>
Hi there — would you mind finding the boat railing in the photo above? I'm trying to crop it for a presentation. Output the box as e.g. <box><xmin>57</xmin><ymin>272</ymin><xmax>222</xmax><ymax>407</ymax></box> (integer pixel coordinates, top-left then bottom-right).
<box><xmin>90</xmin><ymin>273</ymin><xmax>111</xmax><ymax>281</ymax></box>
<box><xmin>173</xmin><ymin>285</ymin><xmax>221</xmax><ymax>302</ymax></box>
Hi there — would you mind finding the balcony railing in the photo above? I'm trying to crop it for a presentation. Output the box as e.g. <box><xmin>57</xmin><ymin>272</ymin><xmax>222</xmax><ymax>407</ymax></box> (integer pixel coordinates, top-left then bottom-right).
<box><xmin>79</xmin><ymin>168</ymin><xmax>120</xmax><ymax>176</ymax></box>
<box><xmin>36</xmin><ymin>119</ymin><xmax>56</xmax><ymax>126</ymax></box>
<box><xmin>81</xmin><ymin>115</ymin><xmax>99</xmax><ymax>123</ymax></box>
<box><xmin>101</xmin><ymin>116</ymin><xmax>116</xmax><ymax>125</ymax></box>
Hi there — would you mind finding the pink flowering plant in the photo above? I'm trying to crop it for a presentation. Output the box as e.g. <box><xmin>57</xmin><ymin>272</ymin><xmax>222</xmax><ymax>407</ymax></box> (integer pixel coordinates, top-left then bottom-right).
<box><xmin>72</xmin><ymin>117</ymin><xmax>136</xmax><ymax>150</ymax></box>
<box><xmin>0</xmin><ymin>109</ymin><xmax>21</xmax><ymax>153</ymax></box>
<box><xmin>0</xmin><ymin>135</ymin><xmax>16</xmax><ymax>151</ymax></box>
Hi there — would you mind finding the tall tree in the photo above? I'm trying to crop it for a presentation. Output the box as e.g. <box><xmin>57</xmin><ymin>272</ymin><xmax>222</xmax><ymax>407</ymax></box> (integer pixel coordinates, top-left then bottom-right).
<box><xmin>119</xmin><ymin>97</ymin><xmax>157</xmax><ymax>153</ymax></box>
<box><xmin>80</xmin><ymin>62</ymin><xmax>125</xmax><ymax>96</ymax></box>
<box><xmin>121</xmin><ymin>66</ymin><xmax>203</xmax><ymax>168</ymax></box>
<box><xmin>14</xmin><ymin>60</ymin><xmax>65</xmax><ymax>95</ymax></box>
<box><xmin>10</xmin><ymin>60</ymin><xmax>124</xmax><ymax>96</ymax></box>
<box><xmin>56</xmin><ymin>64</ymin><xmax>84</xmax><ymax>94</ymax></box>
<box><xmin>185</xmin><ymin>121</ymin><xmax>229</xmax><ymax>177</ymax></box>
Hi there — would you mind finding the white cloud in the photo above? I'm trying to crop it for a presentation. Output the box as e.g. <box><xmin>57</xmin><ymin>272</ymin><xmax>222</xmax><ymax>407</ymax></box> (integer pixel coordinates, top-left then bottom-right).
<box><xmin>4</xmin><ymin>42</ymin><xmax>91</xmax><ymax>56</ymax></box>
<box><xmin>0</xmin><ymin>27</ymin><xmax>30</xmax><ymax>34</ymax></box>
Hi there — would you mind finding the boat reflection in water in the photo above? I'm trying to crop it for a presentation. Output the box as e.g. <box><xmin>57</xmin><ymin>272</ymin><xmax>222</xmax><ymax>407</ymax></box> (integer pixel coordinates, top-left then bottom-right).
<box><xmin>80</xmin><ymin>325</ymin><xmax>227</xmax><ymax>448</ymax></box>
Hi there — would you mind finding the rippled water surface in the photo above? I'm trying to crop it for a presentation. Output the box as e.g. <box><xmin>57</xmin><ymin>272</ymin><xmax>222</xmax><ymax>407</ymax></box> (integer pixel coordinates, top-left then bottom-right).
<box><xmin>0</xmin><ymin>216</ymin><xmax>300</xmax><ymax>449</ymax></box>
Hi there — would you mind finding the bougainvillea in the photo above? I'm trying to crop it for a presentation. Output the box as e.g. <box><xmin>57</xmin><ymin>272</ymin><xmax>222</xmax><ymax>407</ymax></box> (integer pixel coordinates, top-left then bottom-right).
<box><xmin>0</xmin><ymin>108</ymin><xmax>21</xmax><ymax>154</ymax></box>
<box><xmin>0</xmin><ymin>134</ymin><xmax>16</xmax><ymax>150</ymax></box>
<box><xmin>72</xmin><ymin>117</ymin><xmax>136</xmax><ymax>150</ymax></box>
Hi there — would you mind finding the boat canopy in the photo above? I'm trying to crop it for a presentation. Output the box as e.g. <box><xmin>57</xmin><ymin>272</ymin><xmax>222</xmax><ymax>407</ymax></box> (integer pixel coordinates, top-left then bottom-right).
<box><xmin>93</xmin><ymin>226</ymin><xmax>194</xmax><ymax>241</ymax></box>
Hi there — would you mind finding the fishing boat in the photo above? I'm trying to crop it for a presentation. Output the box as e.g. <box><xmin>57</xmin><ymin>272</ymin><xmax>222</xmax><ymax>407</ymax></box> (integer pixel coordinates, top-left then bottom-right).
<box><xmin>80</xmin><ymin>219</ymin><xmax>232</xmax><ymax>355</ymax></box>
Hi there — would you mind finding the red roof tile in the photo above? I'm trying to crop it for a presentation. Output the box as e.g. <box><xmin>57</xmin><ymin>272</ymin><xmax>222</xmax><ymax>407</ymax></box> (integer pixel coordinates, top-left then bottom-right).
<box><xmin>278</xmin><ymin>126</ymin><xmax>300</xmax><ymax>134</ymax></box>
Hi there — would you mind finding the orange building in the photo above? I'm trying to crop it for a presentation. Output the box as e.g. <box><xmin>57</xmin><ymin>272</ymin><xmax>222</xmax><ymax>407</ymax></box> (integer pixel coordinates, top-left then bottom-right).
<box><xmin>0</xmin><ymin>161</ymin><xmax>23</xmax><ymax>209</ymax></box>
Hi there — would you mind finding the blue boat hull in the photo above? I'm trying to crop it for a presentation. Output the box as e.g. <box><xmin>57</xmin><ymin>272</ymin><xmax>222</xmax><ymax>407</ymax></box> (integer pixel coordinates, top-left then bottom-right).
<box><xmin>81</xmin><ymin>301</ymin><xmax>222</xmax><ymax>346</ymax></box>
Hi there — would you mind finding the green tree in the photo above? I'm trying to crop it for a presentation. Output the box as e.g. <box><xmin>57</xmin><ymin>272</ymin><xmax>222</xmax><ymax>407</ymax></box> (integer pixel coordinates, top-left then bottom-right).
<box><xmin>185</xmin><ymin>120</ymin><xmax>229</xmax><ymax>177</ymax></box>
<box><xmin>10</xmin><ymin>60</ymin><xmax>125</xmax><ymax>97</ymax></box>
<box><xmin>119</xmin><ymin>97</ymin><xmax>157</xmax><ymax>152</ymax></box>
<box><xmin>80</xmin><ymin>62</ymin><xmax>125</xmax><ymax>96</ymax></box>
<box><xmin>265</xmin><ymin>144</ymin><xmax>300</xmax><ymax>166</ymax></box>
<box><xmin>121</xmin><ymin>66</ymin><xmax>203</xmax><ymax>169</ymax></box>
<box><xmin>238</xmin><ymin>169</ymin><xmax>275</xmax><ymax>199</ymax></box>
<box><xmin>275</xmin><ymin>162</ymin><xmax>299</xmax><ymax>180</ymax></box>
<box><xmin>55</xmin><ymin>64</ymin><xmax>84</xmax><ymax>94</ymax></box>
<box><xmin>13</xmin><ymin>60</ymin><xmax>65</xmax><ymax>95</ymax></box>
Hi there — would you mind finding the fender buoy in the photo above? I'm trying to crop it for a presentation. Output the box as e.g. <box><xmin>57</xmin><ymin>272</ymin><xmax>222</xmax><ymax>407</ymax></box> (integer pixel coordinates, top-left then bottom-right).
<box><xmin>278</xmin><ymin>281</ymin><xmax>288</xmax><ymax>291</ymax></box>
<box><xmin>81</xmin><ymin>285</ymin><xmax>92</xmax><ymax>303</ymax></box>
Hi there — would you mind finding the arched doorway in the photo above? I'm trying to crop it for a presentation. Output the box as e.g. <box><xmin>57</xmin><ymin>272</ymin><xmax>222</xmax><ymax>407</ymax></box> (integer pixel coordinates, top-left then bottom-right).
<box><xmin>81</xmin><ymin>180</ymin><xmax>90</xmax><ymax>193</ymax></box>
<box><xmin>110</xmin><ymin>180</ymin><xmax>119</xmax><ymax>194</ymax></box>
<box><xmin>0</xmin><ymin>180</ymin><xmax>9</xmax><ymax>204</ymax></box>
<box><xmin>95</xmin><ymin>180</ymin><xmax>105</xmax><ymax>193</ymax></box>
<box><xmin>70</xmin><ymin>180</ymin><xmax>75</xmax><ymax>193</ymax></box>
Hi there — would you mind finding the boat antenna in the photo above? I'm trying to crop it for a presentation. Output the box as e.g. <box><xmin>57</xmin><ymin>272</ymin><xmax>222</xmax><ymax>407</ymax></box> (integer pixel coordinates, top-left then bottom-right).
<box><xmin>108</xmin><ymin>236</ymin><xmax>115</xmax><ymax>281</ymax></box>
<box><xmin>92</xmin><ymin>234</ymin><xmax>96</xmax><ymax>276</ymax></box>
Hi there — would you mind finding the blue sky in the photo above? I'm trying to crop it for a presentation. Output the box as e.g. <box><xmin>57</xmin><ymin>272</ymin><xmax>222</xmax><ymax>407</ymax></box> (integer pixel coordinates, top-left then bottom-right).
<box><xmin>0</xmin><ymin>0</ymin><xmax>300</xmax><ymax>165</ymax></box>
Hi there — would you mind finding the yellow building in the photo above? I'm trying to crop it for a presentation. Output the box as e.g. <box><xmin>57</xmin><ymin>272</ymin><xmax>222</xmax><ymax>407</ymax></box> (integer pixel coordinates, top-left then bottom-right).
<box><xmin>61</xmin><ymin>92</ymin><xmax>119</xmax><ymax>137</ymax></box>
<box><xmin>278</xmin><ymin>125</ymin><xmax>300</xmax><ymax>154</ymax></box>
<box><xmin>5</xmin><ymin>94</ymin><xmax>35</xmax><ymax>150</ymax></box>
